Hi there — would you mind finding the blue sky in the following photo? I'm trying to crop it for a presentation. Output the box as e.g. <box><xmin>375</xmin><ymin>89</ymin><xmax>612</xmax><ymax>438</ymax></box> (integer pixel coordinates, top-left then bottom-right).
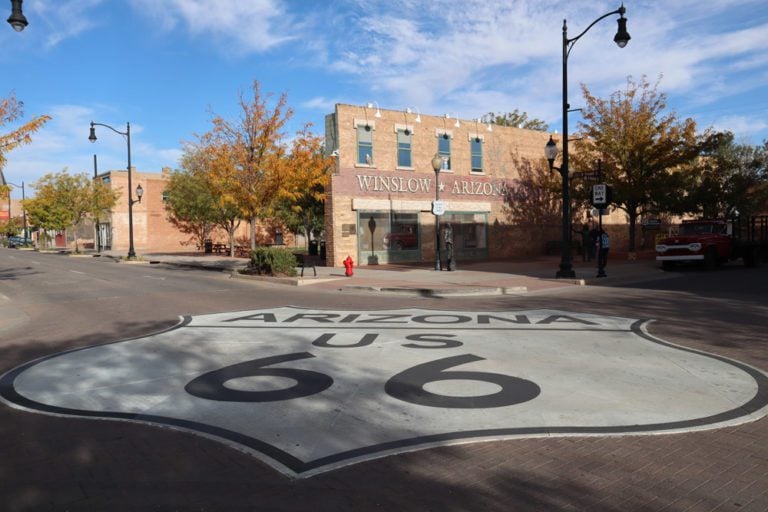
<box><xmin>3</xmin><ymin>0</ymin><xmax>768</xmax><ymax>198</ymax></box>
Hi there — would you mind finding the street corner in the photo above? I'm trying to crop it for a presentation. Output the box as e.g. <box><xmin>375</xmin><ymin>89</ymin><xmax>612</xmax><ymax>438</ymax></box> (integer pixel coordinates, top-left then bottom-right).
<box><xmin>1</xmin><ymin>307</ymin><xmax>766</xmax><ymax>478</ymax></box>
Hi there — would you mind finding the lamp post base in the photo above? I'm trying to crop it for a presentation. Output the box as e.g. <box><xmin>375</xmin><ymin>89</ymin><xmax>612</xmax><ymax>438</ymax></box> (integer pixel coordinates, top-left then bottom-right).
<box><xmin>556</xmin><ymin>265</ymin><xmax>576</xmax><ymax>279</ymax></box>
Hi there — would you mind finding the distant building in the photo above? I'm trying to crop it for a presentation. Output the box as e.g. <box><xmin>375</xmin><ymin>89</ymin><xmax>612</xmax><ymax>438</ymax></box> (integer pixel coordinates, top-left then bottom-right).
<box><xmin>93</xmin><ymin>168</ymin><xmax>292</xmax><ymax>253</ymax></box>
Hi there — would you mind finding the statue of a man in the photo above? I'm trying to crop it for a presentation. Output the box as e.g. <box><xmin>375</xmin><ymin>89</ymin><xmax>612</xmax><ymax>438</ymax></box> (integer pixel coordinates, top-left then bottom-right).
<box><xmin>443</xmin><ymin>224</ymin><xmax>455</xmax><ymax>271</ymax></box>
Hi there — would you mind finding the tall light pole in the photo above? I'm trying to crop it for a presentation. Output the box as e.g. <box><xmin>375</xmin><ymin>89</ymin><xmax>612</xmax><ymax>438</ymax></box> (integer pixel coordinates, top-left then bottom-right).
<box><xmin>6</xmin><ymin>181</ymin><xmax>26</xmax><ymax>244</ymax></box>
<box><xmin>548</xmin><ymin>4</ymin><xmax>630</xmax><ymax>279</ymax></box>
<box><xmin>89</xmin><ymin>121</ymin><xmax>142</xmax><ymax>259</ymax></box>
<box><xmin>431</xmin><ymin>153</ymin><xmax>444</xmax><ymax>271</ymax></box>
<box><xmin>7</xmin><ymin>0</ymin><xmax>28</xmax><ymax>31</ymax></box>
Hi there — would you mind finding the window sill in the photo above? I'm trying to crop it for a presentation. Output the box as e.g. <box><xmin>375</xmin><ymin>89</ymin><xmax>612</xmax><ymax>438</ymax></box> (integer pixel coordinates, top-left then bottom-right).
<box><xmin>355</xmin><ymin>163</ymin><xmax>376</xmax><ymax>169</ymax></box>
<box><xmin>470</xmin><ymin>170</ymin><xmax>485</xmax><ymax>175</ymax></box>
<box><xmin>396</xmin><ymin>166</ymin><xmax>415</xmax><ymax>171</ymax></box>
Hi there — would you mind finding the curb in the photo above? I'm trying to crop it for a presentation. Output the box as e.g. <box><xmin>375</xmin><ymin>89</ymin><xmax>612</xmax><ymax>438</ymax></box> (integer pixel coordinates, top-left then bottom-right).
<box><xmin>341</xmin><ymin>285</ymin><xmax>529</xmax><ymax>297</ymax></box>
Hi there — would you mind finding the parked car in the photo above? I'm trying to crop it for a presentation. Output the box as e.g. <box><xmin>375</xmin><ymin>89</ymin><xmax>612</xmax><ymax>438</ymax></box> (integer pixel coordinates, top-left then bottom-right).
<box><xmin>7</xmin><ymin>235</ymin><xmax>28</xmax><ymax>248</ymax></box>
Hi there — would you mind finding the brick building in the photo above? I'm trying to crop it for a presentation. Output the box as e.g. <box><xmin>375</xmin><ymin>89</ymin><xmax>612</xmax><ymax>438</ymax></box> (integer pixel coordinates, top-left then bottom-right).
<box><xmin>95</xmin><ymin>168</ymin><xmax>280</xmax><ymax>253</ymax></box>
<box><xmin>323</xmin><ymin>103</ymin><xmax>623</xmax><ymax>267</ymax></box>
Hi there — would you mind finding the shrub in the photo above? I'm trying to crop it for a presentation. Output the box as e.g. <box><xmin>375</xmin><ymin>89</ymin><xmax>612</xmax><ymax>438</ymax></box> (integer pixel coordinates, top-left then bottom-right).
<box><xmin>249</xmin><ymin>247</ymin><xmax>298</xmax><ymax>277</ymax></box>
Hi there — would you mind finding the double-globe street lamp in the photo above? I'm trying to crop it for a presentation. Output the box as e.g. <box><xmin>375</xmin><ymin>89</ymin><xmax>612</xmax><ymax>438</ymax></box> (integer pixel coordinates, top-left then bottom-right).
<box><xmin>545</xmin><ymin>4</ymin><xmax>630</xmax><ymax>278</ymax></box>
<box><xmin>5</xmin><ymin>180</ymin><xmax>27</xmax><ymax>244</ymax></box>
<box><xmin>6</xmin><ymin>0</ymin><xmax>27</xmax><ymax>31</ymax></box>
<box><xmin>89</xmin><ymin>121</ymin><xmax>143</xmax><ymax>259</ymax></box>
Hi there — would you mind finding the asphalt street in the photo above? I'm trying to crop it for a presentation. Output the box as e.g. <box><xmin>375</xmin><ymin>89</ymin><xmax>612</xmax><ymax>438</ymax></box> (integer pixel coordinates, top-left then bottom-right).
<box><xmin>1</xmin><ymin>248</ymin><xmax>767</xmax><ymax>512</ymax></box>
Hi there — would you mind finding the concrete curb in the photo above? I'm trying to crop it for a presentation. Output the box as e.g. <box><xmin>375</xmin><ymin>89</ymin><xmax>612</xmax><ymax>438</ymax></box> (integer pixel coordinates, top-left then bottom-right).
<box><xmin>341</xmin><ymin>285</ymin><xmax>529</xmax><ymax>297</ymax></box>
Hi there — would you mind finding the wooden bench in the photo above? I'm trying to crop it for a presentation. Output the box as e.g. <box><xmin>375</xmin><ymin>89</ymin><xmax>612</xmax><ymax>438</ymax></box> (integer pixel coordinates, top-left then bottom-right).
<box><xmin>295</xmin><ymin>254</ymin><xmax>320</xmax><ymax>277</ymax></box>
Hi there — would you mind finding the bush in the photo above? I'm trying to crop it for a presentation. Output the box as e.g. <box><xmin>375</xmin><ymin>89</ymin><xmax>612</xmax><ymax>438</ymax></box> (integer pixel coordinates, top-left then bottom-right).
<box><xmin>249</xmin><ymin>247</ymin><xmax>298</xmax><ymax>277</ymax></box>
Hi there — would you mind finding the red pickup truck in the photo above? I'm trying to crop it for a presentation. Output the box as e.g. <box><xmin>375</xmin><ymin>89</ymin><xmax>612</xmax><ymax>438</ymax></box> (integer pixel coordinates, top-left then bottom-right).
<box><xmin>656</xmin><ymin>216</ymin><xmax>768</xmax><ymax>270</ymax></box>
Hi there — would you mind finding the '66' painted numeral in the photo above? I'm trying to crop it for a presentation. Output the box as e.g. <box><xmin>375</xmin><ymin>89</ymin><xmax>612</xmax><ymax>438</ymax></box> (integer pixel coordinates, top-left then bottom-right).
<box><xmin>185</xmin><ymin>352</ymin><xmax>539</xmax><ymax>409</ymax></box>
<box><xmin>185</xmin><ymin>352</ymin><xmax>333</xmax><ymax>402</ymax></box>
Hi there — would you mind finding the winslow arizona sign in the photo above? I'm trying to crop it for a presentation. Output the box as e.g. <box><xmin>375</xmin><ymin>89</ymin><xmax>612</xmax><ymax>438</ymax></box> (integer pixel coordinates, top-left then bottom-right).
<box><xmin>2</xmin><ymin>307</ymin><xmax>766</xmax><ymax>478</ymax></box>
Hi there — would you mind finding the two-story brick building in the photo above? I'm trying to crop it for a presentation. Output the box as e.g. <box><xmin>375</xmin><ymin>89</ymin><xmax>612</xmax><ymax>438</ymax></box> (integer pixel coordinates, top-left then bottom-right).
<box><xmin>323</xmin><ymin>103</ymin><xmax>575</xmax><ymax>267</ymax></box>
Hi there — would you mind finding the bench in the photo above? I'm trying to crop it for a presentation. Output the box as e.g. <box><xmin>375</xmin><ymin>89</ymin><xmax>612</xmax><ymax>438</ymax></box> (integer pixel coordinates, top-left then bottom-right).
<box><xmin>295</xmin><ymin>254</ymin><xmax>320</xmax><ymax>277</ymax></box>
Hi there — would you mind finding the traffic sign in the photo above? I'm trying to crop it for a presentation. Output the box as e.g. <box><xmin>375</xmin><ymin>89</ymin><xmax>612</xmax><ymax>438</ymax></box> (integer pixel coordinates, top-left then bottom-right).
<box><xmin>432</xmin><ymin>200</ymin><xmax>445</xmax><ymax>216</ymax></box>
<box><xmin>592</xmin><ymin>184</ymin><xmax>609</xmax><ymax>207</ymax></box>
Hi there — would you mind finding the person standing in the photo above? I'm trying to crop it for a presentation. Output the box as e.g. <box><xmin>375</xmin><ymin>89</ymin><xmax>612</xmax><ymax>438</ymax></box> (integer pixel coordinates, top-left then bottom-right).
<box><xmin>577</xmin><ymin>224</ymin><xmax>593</xmax><ymax>262</ymax></box>
<box><xmin>597</xmin><ymin>229</ymin><xmax>610</xmax><ymax>269</ymax></box>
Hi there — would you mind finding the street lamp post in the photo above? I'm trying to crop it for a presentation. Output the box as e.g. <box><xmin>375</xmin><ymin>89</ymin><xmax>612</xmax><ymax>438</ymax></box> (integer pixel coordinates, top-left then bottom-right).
<box><xmin>6</xmin><ymin>181</ymin><xmax>26</xmax><ymax>244</ymax></box>
<box><xmin>431</xmin><ymin>153</ymin><xmax>444</xmax><ymax>271</ymax></box>
<box><xmin>548</xmin><ymin>4</ymin><xmax>630</xmax><ymax>279</ymax></box>
<box><xmin>89</xmin><ymin>121</ymin><xmax>143</xmax><ymax>259</ymax></box>
<box><xmin>7</xmin><ymin>0</ymin><xmax>28</xmax><ymax>32</ymax></box>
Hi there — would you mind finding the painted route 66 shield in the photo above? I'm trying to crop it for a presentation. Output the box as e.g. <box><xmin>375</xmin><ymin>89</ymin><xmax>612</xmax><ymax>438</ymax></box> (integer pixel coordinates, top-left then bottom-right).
<box><xmin>1</xmin><ymin>307</ymin><xmax>766</xmax><ymax>478</ymax></box>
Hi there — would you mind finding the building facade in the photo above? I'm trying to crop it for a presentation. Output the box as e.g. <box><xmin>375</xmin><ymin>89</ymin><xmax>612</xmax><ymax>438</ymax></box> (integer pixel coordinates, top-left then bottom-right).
<box><xmin>95</xmin><ymin>168</ymin><xmax>289</xmax><ymax>253</ymax></box>
<box><xmin>323</xmin><ymin>104</ymin><xmax>576</xmax><ymax>267</ymax></box>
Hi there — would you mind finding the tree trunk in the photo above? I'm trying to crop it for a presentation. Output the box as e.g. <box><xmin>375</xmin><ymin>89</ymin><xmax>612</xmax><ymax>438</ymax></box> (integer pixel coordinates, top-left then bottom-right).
<box><xmin>229</xmin><ymin>229</ymin><xmax>236</xmax><ymax>257</ymax></box>
<box><xmin>250</xmin><ymin>217</ymin><xmax>257</xmax><ymax>249</ymax></box>
<box><xmin>627</xmin><ymin>204</ymin><xmax>638</xmax><ymax>253</ymax></box>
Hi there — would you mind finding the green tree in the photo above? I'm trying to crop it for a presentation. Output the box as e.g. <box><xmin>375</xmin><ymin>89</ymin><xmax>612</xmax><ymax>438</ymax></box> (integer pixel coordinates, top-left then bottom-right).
<box><xmin>483</xmin><ymin>110</ymin><xmax>548</xmax><ymax>131</ymax></box>
<box><xmin>163</xmin><ymin>166</ymin><xmax>219</xmax><ymax>249</ymax></box>
<box><xmin>24</xmin><ymin>170</ymin><xmax>118</xmax><ymax>251</ymax></box>
<box><xmin>573</xmin><ymin>76</ymin><xmax>701</xmax><ymax>253</ymax></box>
<box><xmin>681</xmin><ymin>132</ymin><xmax>768</xmax><ymax>218</ymax></box>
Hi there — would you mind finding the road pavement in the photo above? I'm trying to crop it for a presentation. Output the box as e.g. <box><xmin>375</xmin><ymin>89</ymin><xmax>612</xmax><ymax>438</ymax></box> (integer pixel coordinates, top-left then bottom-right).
<box><xmin>1</xmin><ymin>247</ymin><xmax>766</xmax><ymax>512</ymax></box>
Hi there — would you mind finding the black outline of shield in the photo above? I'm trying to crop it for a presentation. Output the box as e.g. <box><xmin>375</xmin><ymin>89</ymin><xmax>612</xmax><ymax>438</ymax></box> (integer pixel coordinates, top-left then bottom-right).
<box><xmin>1</xmin><ymin>309</ymin><xmax>767</xmax><ymax>478</ymax></box>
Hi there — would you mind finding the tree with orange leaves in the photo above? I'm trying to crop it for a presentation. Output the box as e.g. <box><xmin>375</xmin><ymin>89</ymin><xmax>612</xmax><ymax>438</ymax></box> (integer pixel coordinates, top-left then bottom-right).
<box><xmin>275</xmin><ymin>124</ymin><xmax>333</xmax><ymax>248</ymax></box>
<box><xmin>0</xmin><ymin>92</ymin><xmax>51</xmax><ymax>198</ymax></box>
<box><xmin>206</xmin><ymin>80</ymin><xmax>293</xmax><ymax>250</ymax></box>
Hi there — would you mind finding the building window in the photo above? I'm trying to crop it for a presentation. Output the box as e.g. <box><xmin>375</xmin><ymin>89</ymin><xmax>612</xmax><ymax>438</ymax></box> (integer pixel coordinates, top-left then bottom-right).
<box><xmin>397</xmin><ymin>129</ymin><xmax>412</xmax><ymax>168</ymax></box>
<box><xmin>357</xmin><ymin>125</ymin><xmax>373</xmax><ymax>165</ymax></box>
<box><xmin>162</xmin><ymin>191</ymin><xmax>170</xmax><ymax>202</ymax></box>
<box><xmin>471</xmin><ymin>137</ymin><xmax>483</xmax><ymax>173</ymax></box>
<box><xmin>438</xmin><ymin>134</ymin><xmax>451</xmax><ymax>170</ymax></box>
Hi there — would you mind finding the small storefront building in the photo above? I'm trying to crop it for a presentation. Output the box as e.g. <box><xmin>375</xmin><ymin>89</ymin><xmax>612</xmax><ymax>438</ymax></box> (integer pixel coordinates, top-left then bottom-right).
<box><xmin>323</xmin><ymin>104</ymin><xmax>560</xmax><ymax>267</ymax></box>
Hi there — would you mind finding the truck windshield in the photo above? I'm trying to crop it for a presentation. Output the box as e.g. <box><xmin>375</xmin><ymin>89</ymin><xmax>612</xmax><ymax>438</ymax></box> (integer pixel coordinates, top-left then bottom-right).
<box><xmin>680</xmin><ymin>224</ymin><xmax>725</xmax><ymax>235</ymax></box>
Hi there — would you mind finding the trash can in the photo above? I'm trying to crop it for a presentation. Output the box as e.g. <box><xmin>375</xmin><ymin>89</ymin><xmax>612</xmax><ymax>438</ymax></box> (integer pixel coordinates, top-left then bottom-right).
<box><xmin>204</xmin><ymin>239</ymin><xmax>213</xmax><ymax>254</ymax></box>
<box><xmin>309</xmin><ymin>240</ymin><xmax>319</xmax><ymax>256</ymax></box>
<box><xmin>320</xmin><ymin>241</ymin><xmax>326</xmax><ymax>260</ymax></box>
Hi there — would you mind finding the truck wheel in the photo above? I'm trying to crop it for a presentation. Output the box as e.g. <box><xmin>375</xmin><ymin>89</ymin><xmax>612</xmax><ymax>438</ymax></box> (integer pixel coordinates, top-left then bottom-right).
<box><xmin>662</xmin><ymin>261</ymin><xmax>675</xmax><ymax>271</ymax></box>
<box><xmin>704</xmin><ymin>247</ymin><xmax>718</xmax><ymax>271</ymax></box>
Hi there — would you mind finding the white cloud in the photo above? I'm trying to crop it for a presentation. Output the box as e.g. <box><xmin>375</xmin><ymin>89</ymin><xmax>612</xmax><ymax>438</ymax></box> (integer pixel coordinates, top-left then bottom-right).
<box><xmin>129</xmin><ymin>0</ymin><xmax>298</xmax><ymax>53</ymax></box>
<box><xmin>313</xmin><ymin>0</ymin><xmax>768</xmax><ymax>139</ymax></box>
<box><xmin>4</xmin><ymin>103</ymin><xmax>182</xmax><ymax>190</ymax></box>
<box><xmin>29</xmin><ymin>0</ymin><xmax>104</xmax><ymax>47</ymax></box>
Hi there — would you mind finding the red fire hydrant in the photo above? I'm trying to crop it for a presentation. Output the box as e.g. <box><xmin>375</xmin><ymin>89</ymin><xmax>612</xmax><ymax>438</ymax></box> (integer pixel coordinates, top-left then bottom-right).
<box><xmin>343</xmin><ymin>256</ymin><xmax>354</xmax><ymax>277</ymax></box>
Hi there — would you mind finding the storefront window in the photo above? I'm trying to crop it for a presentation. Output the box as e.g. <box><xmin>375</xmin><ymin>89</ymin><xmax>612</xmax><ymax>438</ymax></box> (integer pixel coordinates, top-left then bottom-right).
<box><xmin>442</xmin><ymin>212</ymin><xmax>488</xmax><ymax>258</ymax></box>
<box><xmin>358</xmin><ymin>210</ymin><xmax>420</xmax><ymax>264</ymax></box>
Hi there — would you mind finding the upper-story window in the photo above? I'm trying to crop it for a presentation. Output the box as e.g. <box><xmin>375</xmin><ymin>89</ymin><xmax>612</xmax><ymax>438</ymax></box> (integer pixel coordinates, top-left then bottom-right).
<box><xmin>357</xmin><ymin>125</ymin><xmax>374</xmax><ymax>165</ymax></box>
<box><xmin>471</xmin><ymin>137</ymin><xmax>483</xmax><ymax>173</ymax></box>
<box><xmin>397</xmin><ymin>129</ymin><xmax>412</xmax><ymax>168</ymax></box>
<box><xmin>438</xmin><ymin>133</ymin><xmax>451</xmax><ymax>170</ymax></box>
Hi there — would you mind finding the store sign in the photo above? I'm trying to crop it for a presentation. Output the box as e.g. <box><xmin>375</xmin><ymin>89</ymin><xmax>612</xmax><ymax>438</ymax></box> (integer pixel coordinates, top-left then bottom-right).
<box><xmin>2</xmin><ymin>307</ymin><xmax>765</xmax><ymax>478</ymax></box>
<box><xmin>355</xmin><ymin>174</ymin><xmax>509</xmax><ymax>198</ymax></box>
